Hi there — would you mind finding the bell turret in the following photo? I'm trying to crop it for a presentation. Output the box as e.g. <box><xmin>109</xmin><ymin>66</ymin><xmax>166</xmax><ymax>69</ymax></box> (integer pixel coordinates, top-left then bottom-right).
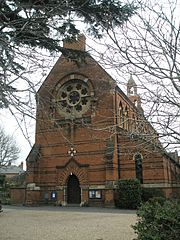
<box><xmin>127</xmin><ymin>75</ymin><xmax>143</xmax><ymax>114</ymax></box>
<box><xmin>127</xmin><ymin>74</ymin><xmax>137</xmax><ymax>96</ymax></box>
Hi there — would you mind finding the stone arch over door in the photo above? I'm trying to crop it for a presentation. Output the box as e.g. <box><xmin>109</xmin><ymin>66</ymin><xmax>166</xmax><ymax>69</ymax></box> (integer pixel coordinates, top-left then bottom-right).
<box><xmin>58</xmin><ymin>159</ymin><xmax>89</xmax><ymax>186</ymax></box>
<box><xmin>56</xmin><ymin>158</ymin><xmax>89</xmax><ymax>205</ymax></box>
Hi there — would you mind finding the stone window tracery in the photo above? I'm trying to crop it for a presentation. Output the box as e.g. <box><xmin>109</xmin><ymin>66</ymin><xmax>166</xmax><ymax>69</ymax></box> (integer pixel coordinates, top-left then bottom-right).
<box><xmin>55</xmin><ymin>79</ymin><xmax>92</xmax><ymax>118</ymax></box>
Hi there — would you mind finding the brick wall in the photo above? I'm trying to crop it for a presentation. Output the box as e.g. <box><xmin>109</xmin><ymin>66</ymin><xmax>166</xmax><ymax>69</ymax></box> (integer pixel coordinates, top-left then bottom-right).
<box><xmin>10</xmin><ymin>188</ymin><xmax>25</xmax><ymax>204</ymax></box>
<box><xmin>25</xmin><ymin>36</ymin><xmax>179</xmax><ymax>207</ymax></box>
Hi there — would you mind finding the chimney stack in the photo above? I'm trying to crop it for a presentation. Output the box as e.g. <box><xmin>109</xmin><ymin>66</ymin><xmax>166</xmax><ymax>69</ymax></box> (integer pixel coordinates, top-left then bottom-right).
<box><xmin>19</xmin><ymin>162</ymin><xmax>23</xmax><ymax>170</ymax></box>
<box><xmin>63</xmin><ymin>34</ymin><xmax>86</xmax><ymax>51</ymax></box>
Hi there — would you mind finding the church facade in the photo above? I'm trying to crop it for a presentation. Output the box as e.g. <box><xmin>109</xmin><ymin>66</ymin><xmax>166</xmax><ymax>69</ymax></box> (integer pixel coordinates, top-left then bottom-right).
<box><xmin>24</xmin><ymin>36</ymin><xmax>179</xmax><ymax>207</ymax></box>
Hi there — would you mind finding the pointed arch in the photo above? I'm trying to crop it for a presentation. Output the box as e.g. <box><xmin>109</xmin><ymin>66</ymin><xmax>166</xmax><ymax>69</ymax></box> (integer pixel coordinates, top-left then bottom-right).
<box><xmin>58</xmin><ymin>160</ymin><xmax>88</xmax><ymax>186</ymax></box>
<box><xmin>124</xmin><ymin>106</ymin><xmax>129</xmax><ymax>130</ymax></box>
<box><xmin>119</xmin><ymin>101</ymin><xmax>124</xmax><ymax>128</ymax></box>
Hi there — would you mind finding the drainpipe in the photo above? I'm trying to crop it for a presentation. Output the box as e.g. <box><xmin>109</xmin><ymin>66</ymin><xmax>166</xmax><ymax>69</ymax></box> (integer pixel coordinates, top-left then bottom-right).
<box><xmin>115</xmin><ymin>88</ymin><xmax>121</xmax><ymax>179</ymax></box>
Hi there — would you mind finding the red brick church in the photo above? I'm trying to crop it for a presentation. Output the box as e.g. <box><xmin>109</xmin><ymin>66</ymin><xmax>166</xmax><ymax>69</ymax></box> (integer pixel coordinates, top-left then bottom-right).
<box><xmin>12</xmin><ymin>35</ymin><xmax>180</xmax><ymax>206</ymax></box>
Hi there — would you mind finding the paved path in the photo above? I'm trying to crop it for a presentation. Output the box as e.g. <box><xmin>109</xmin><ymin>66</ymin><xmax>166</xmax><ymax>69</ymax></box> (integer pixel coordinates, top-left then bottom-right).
<box><xmin>0</xmin><ymin>206</ymin><xmax>137</xmax><ymax>240</ymax></box>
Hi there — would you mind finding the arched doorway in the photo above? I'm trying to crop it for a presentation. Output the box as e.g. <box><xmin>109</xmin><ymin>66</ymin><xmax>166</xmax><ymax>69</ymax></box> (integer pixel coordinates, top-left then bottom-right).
<box><xmin>67</xmin><ymin>174</ymin><xmax>81</xmax><ymax>204</ymax></box>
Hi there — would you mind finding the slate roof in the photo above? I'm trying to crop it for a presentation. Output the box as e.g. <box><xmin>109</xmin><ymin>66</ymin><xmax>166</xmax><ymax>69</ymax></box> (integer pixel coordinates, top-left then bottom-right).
<box><xmin>0</xmin><ymin>165</ymin><xmax>25</xmax><ymax>175</ymax></box>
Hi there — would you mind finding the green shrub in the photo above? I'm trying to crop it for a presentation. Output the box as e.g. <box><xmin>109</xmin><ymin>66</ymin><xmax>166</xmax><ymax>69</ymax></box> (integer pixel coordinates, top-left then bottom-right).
<box><xmin>141</xmin><ymin>187</ymin><xmax>165</xmax><ymax>202</ymax></box>
<box><xmin>132</xmin><ymin>198</ymin><xmax>180</xmax><ymax>240</ymax></box>
<box><xmin>115</xmin><ymin>179</ymin><xmax>142</xmax><ymax>209</ymax></box>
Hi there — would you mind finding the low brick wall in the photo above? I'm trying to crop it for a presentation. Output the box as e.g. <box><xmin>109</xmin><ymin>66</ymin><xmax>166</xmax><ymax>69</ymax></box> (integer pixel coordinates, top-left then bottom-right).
<box><xmin>10</xmin><ymin>188</ymin><xmax>26</xmax><ymax>204</ymax></box>
<box><xmin>25</xmin><ymin>190</ymin><xmax>41</xmax><ymax>206</ymax></box>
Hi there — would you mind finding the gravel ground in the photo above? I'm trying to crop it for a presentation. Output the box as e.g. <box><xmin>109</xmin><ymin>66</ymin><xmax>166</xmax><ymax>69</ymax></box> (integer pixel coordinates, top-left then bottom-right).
<box><xmin>0</xmin><ymin>205</ymin><xmax>137</xmax><ymax>240</ymax></box>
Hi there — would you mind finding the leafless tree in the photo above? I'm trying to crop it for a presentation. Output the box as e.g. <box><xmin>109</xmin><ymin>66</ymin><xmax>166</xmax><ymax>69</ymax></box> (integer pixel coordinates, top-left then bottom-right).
<box><xmin>1</xmin><ymin>1</ymin><xmax>179</xmax><ymax>154</ymax></box>
<box><xmin>95</xmin><ymin>0</ymin><xmax>180</xmax><ymax>151</ymax></box>
<box><xmin>0</xmin><ymin>0</ymin><xmax>136</xmax><ymax>109</ymax></box>
<box><xmin>0</xmin><ymin>126</ymin><xmax>20</xmax><ymax>167</ymax></box>
<box><xmin>0</xmin><ymin>0</ymin><xmax>137</xmax><ymax>144</ymax></box>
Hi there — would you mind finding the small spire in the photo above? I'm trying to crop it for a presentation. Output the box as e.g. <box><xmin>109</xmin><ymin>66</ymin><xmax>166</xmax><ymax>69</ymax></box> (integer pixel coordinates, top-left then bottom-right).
<box><xmin>128</xmin><ymin>74</ymin><xmax>136</xmax><ymax>85</ymax></box>
<box><xmin>127</xmin><ymin>75</ymin><xmax>137</xmax><ymax>96</ymax></box>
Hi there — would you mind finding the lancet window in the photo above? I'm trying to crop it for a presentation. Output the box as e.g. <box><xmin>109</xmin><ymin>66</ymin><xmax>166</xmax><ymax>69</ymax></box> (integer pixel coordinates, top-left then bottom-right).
<box><xmin>119</xmin><ymin>102</ymin><xmax>124</xmax><ymax>128</ymax></box>
<box><xmin>134</xmin><ymin>153</ymin><xmax>143</xmax><ymax>183</ymax></box>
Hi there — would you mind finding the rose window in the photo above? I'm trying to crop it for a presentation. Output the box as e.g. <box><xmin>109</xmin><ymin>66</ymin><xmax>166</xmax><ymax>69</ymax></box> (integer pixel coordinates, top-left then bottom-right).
<box><xmin>56</xmin><ymin>80</ymin><xmax>92</xmax><ymax>118</ymax></box>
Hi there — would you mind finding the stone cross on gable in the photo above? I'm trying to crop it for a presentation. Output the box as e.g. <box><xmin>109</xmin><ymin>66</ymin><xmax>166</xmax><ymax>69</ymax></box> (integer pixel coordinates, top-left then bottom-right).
<box><xmin>68</xmin><ymin>147</ymin><xmax>77</xmax><ymax>157</ymax></box>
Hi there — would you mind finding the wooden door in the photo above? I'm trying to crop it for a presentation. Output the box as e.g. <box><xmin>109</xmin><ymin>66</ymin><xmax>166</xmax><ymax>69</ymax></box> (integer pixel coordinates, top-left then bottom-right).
<box><xmin>67</xmin><ymin>174</ymin><xmax>81</xmax><ymax>204</ymax></box>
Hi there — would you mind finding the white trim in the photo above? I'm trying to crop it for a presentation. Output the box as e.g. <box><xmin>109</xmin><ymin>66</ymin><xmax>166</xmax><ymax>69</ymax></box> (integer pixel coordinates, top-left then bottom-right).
<box><xmin>89</xmin><ymin>185</ymin><xmax>106</xmax><ymax>189</ymax></box>
<box><xmin>143</xmin><ymin>183</ymin><xmax>180</xmax><ymax>188</ymax></box>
